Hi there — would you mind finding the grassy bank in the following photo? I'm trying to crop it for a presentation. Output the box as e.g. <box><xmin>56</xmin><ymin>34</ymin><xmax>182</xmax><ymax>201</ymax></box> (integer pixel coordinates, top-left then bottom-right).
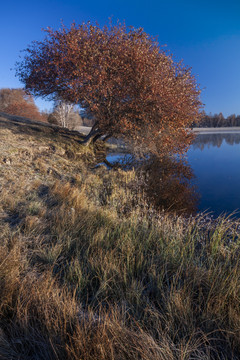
<box><xmin>0</xmin><ymin>113</ymin><xmax>240</xmax><ymax>359</ymax></box>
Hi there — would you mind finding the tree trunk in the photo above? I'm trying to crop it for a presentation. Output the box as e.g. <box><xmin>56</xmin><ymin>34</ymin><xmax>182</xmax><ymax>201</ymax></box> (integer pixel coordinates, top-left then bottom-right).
<box><xmin>80</xmin><ymin>130</ymin><xmax>101</xmax><ymax>145</ymax></box>
<box><xmin>102</xmin><ymin>134</ymin><xmax>113</xmax><ymax>142</ymax></box>
<box><xmin>80</xmin><ymin>121</ymin><xmax>102</xmax><ymax>145</ymax></box>
<box><xmin>92</xmin><ymin>133</ymin><xmax>103</xmax><ymax>143</ymax></box>
<box><xmin>80</xmin><ymin>121</ymin><xmax>113</xmax><ymax>146</ymax></box>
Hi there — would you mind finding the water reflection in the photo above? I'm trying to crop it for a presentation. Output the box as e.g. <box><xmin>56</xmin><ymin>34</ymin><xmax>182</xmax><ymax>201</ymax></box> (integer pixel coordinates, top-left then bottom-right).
<box><xmin>188</xmin><ymin>132</ymin><xmax>240</xmax><ymax>217</ymax></box>
<box><xmin>107</xmin><ymin>132</ymin><xmax>240</xmax><ymax>217</ymax></box>
<box><xmin>135</xmin><ymin>156</ymin><xmax>199</xmax><ymax>216</ymax></box>
<box><xmin>193</xmin><ymin>132</ymin><xmax>240</xmax><ymax>150</ymax></box>
<box><xmin>106</xmin><ymin>153</ymin><xmax>199</xmax><ymax>215</ymax></box>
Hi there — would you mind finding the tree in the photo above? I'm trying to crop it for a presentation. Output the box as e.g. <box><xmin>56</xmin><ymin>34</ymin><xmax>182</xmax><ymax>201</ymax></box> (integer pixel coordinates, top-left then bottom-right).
<box><xmin>0</xmin><ymin>88</ymin><xmax>46</xmax><ymax>122</ymax></box>
<box><xmin>48</xmin><ymin>100</ymin><xmax>83</xmax><ymax>129</ymax></box>
<box><xmin>16</xmin><ymin>22</ymin><xmax>201</xmax><ymax>155</ymax></box>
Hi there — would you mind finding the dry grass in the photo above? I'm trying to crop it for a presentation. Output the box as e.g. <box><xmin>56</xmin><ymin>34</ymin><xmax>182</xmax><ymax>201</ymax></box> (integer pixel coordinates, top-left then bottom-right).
<box><xmin>0</xmin><ymin>113</ymin><xmax>240</xmax><ymax>359</ymax></box>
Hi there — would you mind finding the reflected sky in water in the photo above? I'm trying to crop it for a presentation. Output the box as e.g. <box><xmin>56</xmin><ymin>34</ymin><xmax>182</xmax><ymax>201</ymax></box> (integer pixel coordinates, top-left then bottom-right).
<box><xmin>187</xmin><ymin>132</ymin><xmax>240</xmax><ymax>217</ymax></box>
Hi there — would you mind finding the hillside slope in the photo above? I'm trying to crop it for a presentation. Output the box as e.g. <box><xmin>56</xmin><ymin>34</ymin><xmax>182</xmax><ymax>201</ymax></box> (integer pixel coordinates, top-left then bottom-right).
<box><xmin>0</xmin><ymin>112</ymin><xmax>240</xmax><ymax>360</ymax></box>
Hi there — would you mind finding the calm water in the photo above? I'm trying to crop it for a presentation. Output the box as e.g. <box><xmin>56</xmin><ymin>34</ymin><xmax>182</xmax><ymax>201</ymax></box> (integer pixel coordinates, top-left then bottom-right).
<box><xmin>187</xmin><ymin>132</ymin><xmax>240</xmax><ymax>217</ymax></box>
<box><xmin>107</xmin><ymin>132</ymin><xmax>240</xmax><ymax>217</ymax></box>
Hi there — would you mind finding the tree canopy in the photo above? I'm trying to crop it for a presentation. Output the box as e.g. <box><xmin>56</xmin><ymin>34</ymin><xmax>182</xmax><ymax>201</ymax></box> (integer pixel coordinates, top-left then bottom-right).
<box><xmin>16</xmin><ymin>22</ymin><xmax>202</xmax><ymax>154</ymax></box>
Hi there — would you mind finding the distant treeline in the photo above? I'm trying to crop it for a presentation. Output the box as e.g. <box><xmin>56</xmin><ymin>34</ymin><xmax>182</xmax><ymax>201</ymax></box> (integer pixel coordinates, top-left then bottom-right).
<box><xmin>192</xmin><ymin>113</ymin><xmax>240</xmax><ymax>128</ymax></box>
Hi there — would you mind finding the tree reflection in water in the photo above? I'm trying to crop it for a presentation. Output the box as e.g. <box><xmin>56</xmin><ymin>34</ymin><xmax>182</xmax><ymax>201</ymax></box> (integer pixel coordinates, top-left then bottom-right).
<box><xmin>115</xmin><ymin>132</ymin><xmax>240</xmax><ymax>216</ymax></box>
<box><xmin>141</xmin><ymin>156</ymin><xmax>199</xmax><ymax>215</ymax></box>
<box><xmin>130</xmin><ymin>155</ymin><xmax>199</xmax><ymax>216</ymax></box>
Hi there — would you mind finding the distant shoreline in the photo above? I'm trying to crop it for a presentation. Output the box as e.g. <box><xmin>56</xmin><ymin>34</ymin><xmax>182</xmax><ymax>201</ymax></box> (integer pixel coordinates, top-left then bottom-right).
<box><xmin>191</xmin><ymin>127</ymin><xmax>240</xmax><ymax>134</ymax></box>
<box><xmin>77</xmin><ymin>126</ymin><xmax>240</xmax><ymax>151</ymax></box>
<box><xmin>79</xmin><ymin>125</ymin><xmax>240</xmax><ymax>136</ymax></box>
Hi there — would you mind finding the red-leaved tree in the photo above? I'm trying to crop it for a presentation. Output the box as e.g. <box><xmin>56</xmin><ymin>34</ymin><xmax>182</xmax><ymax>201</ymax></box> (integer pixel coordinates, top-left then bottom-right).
<box><xmin>16</xmin><ymin>22</ymin><xmax>202</xmax><ymax>155</ymax></box>
<box><xmin>0</xmin><ymin>88</ymin><xmax>47</xmax><ymax>122</ymax></box>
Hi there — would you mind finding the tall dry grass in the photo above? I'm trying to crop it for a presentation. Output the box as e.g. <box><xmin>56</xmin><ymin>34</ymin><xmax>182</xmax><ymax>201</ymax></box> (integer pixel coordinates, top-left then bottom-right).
<box><xmin>1</xmin><ymin>114</ymin><xmax>240</xmax><ymax>359</ymax></box>
<box><xmin>1</xmin><ymin>174</ymin><xmax>240</xmax><ymax>359</ymax></box>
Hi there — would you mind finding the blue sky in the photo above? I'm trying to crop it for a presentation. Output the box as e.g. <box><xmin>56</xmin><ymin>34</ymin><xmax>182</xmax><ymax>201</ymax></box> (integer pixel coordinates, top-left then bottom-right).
<box><xmin>1</xmin><ymin>0</ymin><xmax>240</xmax><ymax>116</ymax></box>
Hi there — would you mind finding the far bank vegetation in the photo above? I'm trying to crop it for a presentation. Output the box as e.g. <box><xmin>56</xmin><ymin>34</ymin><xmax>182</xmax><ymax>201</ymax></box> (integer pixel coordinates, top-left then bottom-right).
<box><xmin>193</xmin><ymin>112</ymin><xmax>240</xmax><ymax>127</ymax></box>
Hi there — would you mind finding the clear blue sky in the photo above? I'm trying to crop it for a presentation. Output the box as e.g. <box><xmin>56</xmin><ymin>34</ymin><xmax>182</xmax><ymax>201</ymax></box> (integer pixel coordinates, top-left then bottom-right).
<box><xmin>1</xmin><ymin>0</ymin><xmax>240</xmax><ymax>116</ymax></box>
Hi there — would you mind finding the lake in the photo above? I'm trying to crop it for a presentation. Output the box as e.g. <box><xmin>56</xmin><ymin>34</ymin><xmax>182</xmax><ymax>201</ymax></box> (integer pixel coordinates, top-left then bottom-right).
<box><xmin>107</xmin><ymin>131</ymin><xmax>240</xmax><ymax>217</ymax></box>
<box><xmin>187</xmin><ymin>132</ymin><xmax>240</xmax><ymax>217</ymax></box>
